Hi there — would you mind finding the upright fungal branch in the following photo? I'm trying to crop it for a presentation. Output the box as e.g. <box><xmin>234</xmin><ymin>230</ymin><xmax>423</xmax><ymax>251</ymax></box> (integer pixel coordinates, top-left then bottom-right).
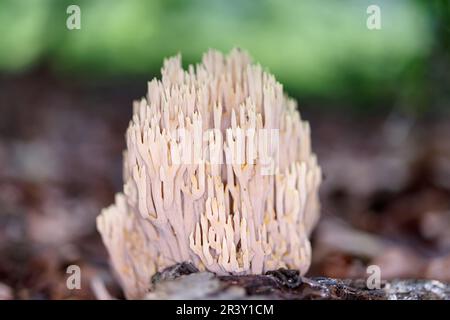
<box><xmin>97</xmin><ymin>49</ymin><xmax>322</xmax><ymax>298</ymax></box>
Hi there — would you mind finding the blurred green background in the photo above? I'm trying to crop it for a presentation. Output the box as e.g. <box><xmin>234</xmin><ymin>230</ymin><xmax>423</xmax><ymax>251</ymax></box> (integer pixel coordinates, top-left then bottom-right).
<box><xmin>0</xmin><ymin>0</ymin><xmax>449</xmax><ymax>114</ymax></box>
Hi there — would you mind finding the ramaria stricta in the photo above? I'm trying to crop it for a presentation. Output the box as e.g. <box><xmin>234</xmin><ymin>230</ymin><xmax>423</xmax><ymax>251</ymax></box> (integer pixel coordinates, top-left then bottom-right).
<box><xmin>97</xmin><ymin>49</ymin><xmax>322</xmax><ymax>298</ymax></box>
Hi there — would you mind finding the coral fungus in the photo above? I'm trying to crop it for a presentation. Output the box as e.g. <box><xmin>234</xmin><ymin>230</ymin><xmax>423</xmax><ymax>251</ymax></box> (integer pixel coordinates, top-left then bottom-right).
<box><xmin>97</xmin><ymin>49</ymin><xmax>322</xmax><ymax>298</ymax></box>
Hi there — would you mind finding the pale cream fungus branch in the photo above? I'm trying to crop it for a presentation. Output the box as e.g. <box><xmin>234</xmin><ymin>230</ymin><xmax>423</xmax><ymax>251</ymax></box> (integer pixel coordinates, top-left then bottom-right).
<box><xmin>97</xmin><ymin>48</ymin><xmax>322</xmax><ymax>299</ymax></box>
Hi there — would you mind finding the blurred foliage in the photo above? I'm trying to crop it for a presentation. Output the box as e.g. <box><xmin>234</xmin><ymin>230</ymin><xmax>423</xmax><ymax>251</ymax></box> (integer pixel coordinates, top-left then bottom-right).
<box><xmin>0</xmin><ymin>0</ymin><xmax>448</xmax><ymax>112</ymax></box>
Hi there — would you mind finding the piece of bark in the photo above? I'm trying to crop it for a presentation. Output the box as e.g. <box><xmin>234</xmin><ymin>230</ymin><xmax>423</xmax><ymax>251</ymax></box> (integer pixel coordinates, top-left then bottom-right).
<box><xmin>145</xmin><ymin>263</ymin><xmax>450</xmax><ymax>300</ymax></box>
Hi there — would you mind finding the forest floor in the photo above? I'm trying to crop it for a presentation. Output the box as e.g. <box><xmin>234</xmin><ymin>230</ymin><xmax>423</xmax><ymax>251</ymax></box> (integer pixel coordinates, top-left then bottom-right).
<box><xmin>0</xmin><ymin>71</ymin><xmax>449</xmax><ymax>299</ymax></box>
